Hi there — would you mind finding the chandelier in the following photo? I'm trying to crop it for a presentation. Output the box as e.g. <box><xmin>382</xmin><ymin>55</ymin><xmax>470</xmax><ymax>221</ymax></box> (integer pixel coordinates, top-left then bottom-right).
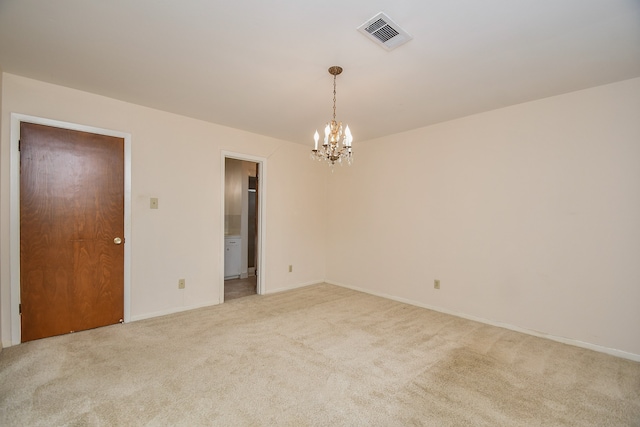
<box><xmin>311</xmin><ymin>66</ymin><xmax>353</xmax><ymax>166</ymax></box>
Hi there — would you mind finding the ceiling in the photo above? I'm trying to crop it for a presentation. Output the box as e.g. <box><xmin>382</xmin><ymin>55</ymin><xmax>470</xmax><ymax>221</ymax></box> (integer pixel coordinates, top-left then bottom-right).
<box><xmin>1</xmin><ymin>0</ymin><xmax>639</xmax><ymax>145</ymax></box>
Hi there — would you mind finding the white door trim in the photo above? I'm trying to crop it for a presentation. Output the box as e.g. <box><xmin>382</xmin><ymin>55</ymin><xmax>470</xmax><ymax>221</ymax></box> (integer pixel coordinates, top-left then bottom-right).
<box><xmin>221</xmin><ymin>151</ymin><xmax>267</xmax><ymax>302</ymax></box>
<box><xmin>9</xmin><ymin>113</ymin><xmax>132</xmax><ymax>345</ymax></box>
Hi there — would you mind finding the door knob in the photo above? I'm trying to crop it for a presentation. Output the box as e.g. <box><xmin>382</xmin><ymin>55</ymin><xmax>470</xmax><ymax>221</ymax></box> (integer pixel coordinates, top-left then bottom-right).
<box><xmin>114</xmin><ymin>237</ymin><xmax>122</xmax><ymax>245</ymax></box>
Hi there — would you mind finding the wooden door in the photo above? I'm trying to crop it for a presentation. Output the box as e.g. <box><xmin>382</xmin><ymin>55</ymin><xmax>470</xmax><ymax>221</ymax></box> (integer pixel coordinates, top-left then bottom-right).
<box><xmin>20</xmin><ymin>122</ymin><xmax>124</xmax><ymax>342</ymax></box>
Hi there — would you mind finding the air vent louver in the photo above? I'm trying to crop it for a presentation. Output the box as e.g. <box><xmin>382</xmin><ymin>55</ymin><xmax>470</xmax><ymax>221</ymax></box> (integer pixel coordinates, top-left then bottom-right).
<box><xmin>357</xmin><ymin>12</ymin><xmax>412</xmax><ymax>51</ymax></box>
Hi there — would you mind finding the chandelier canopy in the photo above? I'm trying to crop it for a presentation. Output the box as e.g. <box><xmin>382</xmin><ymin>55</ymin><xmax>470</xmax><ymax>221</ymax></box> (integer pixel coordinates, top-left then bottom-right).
<box><xmin>311</xmin><ymin>66</ymin><xmax>353</xmax><ymax>166</ymax></box>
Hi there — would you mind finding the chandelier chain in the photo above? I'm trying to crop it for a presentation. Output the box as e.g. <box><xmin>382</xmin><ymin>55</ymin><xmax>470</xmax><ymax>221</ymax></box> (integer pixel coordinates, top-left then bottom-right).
<box><xmin>332</xmin><ymin>74</ymin><xmax>337</xmax><ymax>122</ymax></box>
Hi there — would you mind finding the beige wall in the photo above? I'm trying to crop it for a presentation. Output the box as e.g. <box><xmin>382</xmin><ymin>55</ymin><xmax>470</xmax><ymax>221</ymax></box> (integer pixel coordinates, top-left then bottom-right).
<box><xmin>326</xmin><ymin>77</ymin><xmax>640</xmax><ymax>358</ymax></box>
<box><xmin>0</xmin><ymin>73</ymin><xmax>328</xmax><ymax>346</ymax></box>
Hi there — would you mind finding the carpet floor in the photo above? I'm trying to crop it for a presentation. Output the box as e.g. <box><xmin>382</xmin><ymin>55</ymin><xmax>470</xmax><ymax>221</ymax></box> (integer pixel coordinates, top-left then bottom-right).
<box><xmin>1</xmin><ymin>283</ymin><xmax>639</xmax><ymax>426</ymax></box>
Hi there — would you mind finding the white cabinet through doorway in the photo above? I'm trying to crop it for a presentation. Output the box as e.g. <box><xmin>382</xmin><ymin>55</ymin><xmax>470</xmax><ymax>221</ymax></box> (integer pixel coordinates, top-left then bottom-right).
<box><xmin>224</xmin><ymin>236</ymin><xmax>241</xmax><ymax>279</ymax></box>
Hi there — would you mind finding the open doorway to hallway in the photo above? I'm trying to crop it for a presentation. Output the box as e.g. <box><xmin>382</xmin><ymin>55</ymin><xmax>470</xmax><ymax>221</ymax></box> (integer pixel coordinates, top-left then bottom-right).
<box><xmin>224</xmin><ymin>157</ymin><xmax>260</xmax><ymax>301</ymax></box>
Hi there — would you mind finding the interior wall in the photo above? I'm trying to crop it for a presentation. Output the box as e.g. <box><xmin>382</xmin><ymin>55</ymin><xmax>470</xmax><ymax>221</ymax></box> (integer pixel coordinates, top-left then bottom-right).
<box><xmin>0</xmin><ymin>73</ymin><xmax>328</xmax><ymax>346</ymax></box>
<box><xmin>325</xmin><ymin>77</ymin><xmax>640</xmax><ymax>358</ymax></box>
<box><xmin>265</xmin><ymin>139</ymin><xmax>328</xmax><ymax>293</ymax></box>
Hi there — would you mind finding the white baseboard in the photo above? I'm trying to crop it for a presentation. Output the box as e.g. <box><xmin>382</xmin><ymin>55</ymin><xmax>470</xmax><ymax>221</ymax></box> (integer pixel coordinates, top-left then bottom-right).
<box><xmin>123</xmin><ymin>279</ymin><xmax>320</xmax><ymax>323</ymax></box>
<box><xmin>325</xmin><ymin>280</ymin><xmax>640</xmax><ymax>363</ymax></box>
<box><xmin>1</xmin><ymin>300</ymin><xmax>220</xmax><ymax>348</ymax></box>
<box><xmin>132</xmin><ymin>280</ymin><xmax>321</xmax><ymax>321</ymax></box>
<box><xmin>265</xmin><ymin>279</ymin><xmax>323</xmax><ymax>295</ymax></box>
<box><xmin>129</xmin><ymin>300</ymin><xmax>219</xmax><ymax>322</ymax></box>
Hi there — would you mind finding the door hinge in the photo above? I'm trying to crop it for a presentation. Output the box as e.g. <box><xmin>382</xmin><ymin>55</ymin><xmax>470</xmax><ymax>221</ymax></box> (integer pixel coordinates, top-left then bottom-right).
<box><xmin>18</xmin><ymin>140</ymin><xmax>21</xmax><ymax>151</ymax></box>
<box><xmin>19</xmin><ymin>303</ymin><xmax>22</xmax><ymax>315</ymax></box>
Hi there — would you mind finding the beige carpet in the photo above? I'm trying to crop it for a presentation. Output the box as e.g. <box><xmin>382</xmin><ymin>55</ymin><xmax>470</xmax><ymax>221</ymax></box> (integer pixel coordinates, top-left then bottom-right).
<box><xmin>1</xmin><ymin>283</ymin><xmax>639</xmax><ymax>426</ymax></box>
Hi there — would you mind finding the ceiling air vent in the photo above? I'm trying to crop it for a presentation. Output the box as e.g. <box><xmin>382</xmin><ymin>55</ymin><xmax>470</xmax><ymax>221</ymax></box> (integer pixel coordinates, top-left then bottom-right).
<box><xmin>357</xmin><ymin>12</ymin><xmax>412</xmax><ymax>51</ymax></box>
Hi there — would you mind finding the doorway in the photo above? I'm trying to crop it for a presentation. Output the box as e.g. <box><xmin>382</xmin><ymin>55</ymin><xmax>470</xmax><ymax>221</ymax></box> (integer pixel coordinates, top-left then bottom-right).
<box><xmin>19</xmin><ymin>122</ymin><xmax>125</xmax><ymax>341</ymax></box>
<box><xmin>222</xmin><ymin>153</ymin><xmax>265</xmax><ymax>302</ymax></box>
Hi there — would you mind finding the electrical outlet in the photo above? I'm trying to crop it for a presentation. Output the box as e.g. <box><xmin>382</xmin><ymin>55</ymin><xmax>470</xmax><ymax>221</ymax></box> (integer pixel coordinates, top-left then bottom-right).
<box><xmin>178</xmin><ymin>279</ymin><xmax>185</xmax><ymax>289</ymax></box>
<box><xmin>288</xmin><ymin>265</ymin><xmax>293</xmax><ymax>273</ymax></box>
<box><xmin>434</xmin><ymin>279</ymin><xmax>440</xmax><ymax>290</ymax></box>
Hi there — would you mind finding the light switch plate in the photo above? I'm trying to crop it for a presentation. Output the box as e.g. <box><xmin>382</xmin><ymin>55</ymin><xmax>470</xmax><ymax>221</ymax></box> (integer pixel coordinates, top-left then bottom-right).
<box><xmin>150</xmin><ymin>197</ymin><xmax>159</xmax><ymax>209</ymax></box>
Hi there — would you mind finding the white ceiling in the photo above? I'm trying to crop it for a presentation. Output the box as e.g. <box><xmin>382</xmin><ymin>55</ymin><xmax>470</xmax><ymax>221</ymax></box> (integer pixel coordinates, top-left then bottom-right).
<box><xmin>1</xmin><ymin>0</ymin><xmax>639</xmax><ymax>145</ymax></box>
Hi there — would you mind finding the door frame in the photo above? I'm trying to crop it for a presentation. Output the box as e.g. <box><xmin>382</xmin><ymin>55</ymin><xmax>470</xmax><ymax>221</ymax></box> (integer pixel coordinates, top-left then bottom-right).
<box><xmin>9</xmin><ymin>113</ymin><xmax>132</xmax><ymax>345</ymax></box>
<box><xmin>221</xmin><ymin>151</ymin><xmax>266</xmax><ymax>302</ymax></box>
